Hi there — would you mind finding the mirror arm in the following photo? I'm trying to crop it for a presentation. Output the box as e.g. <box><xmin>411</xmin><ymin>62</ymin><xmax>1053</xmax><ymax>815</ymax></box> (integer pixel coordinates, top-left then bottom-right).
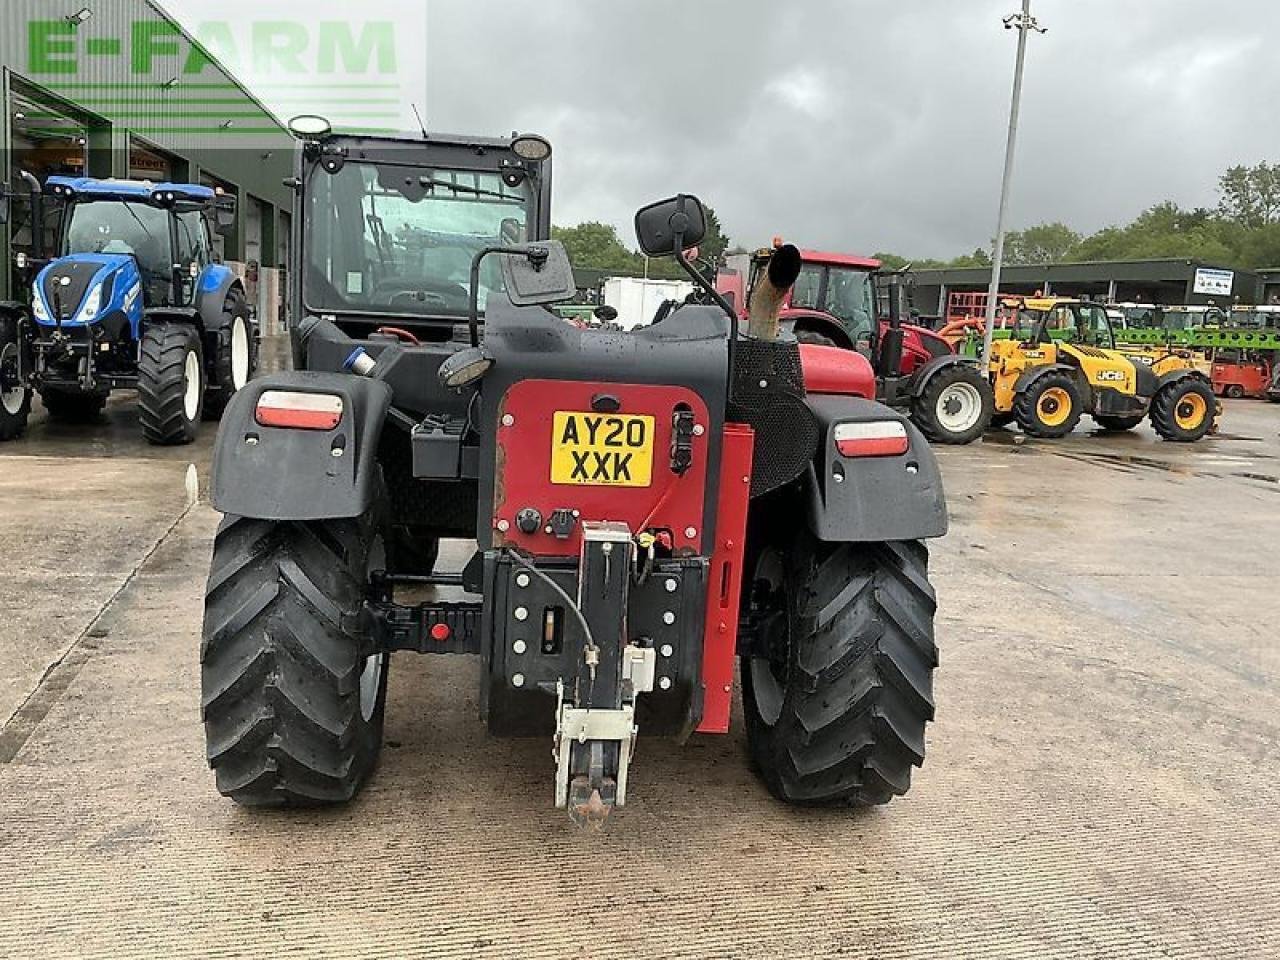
<box><xmin>468</xmin><ymin>245</ymin><xmax>534</xmax><ymax>348</ymax></box>
<box><xmin>675</xmin><ymin>248</ymin><xmax>736</xmax><ymax>324</ymax></box>
<box><xmin>468</xmin><ymin>247</ymin><xmax>502</xmax><ymax>348</ymax></box>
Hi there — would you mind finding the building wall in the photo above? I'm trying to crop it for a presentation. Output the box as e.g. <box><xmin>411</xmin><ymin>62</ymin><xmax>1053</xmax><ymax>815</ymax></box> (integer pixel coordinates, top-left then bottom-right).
<box><xmin>909</xmin><ymin>261</ymin><xmax>1262</xmax><ymax>318</ymax></box>
<box><xmin>1</xmin><ymin>0</ymin><xmax>295</xmax><ymax>306</ymax></box>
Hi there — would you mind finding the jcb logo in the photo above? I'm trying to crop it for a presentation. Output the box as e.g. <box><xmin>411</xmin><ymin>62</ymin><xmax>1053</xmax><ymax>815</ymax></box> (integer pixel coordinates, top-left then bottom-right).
<box><xmin>1096</xmin><ymin>370</ymin><xmax>1126</xmax><ymax>382</ymax></box>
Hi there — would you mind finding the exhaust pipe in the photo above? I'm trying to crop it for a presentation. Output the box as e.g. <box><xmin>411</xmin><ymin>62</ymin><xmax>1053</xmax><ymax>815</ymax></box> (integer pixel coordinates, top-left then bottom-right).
<box><xmin>879</xmin><ymin>280</ymin><xmax>905</xmax><ymax>379</ymax></box>
<box><xmin>747</xmin><ymin>244</ymin><xmax>801</xmax><ymax>341</ymax></box>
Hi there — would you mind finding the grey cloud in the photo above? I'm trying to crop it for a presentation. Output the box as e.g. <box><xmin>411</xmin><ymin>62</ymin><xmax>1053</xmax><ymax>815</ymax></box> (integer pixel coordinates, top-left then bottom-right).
<box><xmin>180</xmin><ymin>0</ymin><xmax>1280</xmax><ymax>259</ymax></box>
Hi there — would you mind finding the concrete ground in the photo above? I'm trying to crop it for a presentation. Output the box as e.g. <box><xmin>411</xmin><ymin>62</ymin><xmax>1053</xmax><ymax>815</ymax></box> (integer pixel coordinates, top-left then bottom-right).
<box><xmin>0</xmin><ymin>352</ymin><xmax>1277</xmax><ymax>959</ymax></box>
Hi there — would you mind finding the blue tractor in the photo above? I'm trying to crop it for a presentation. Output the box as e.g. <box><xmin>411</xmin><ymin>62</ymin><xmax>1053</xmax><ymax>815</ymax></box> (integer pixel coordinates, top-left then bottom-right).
<box><xmin>0</xmin><ymin>175</ymin><xmax>256</xmax><ymax>444</ymax></box>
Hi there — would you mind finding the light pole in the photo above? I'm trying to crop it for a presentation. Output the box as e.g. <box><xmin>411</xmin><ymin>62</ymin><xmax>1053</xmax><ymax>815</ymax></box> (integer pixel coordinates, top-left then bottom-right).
<box><xmin>979</xmin><ymin>0</ymin><xmax>1046</xmax><ymax>376</ymax></box>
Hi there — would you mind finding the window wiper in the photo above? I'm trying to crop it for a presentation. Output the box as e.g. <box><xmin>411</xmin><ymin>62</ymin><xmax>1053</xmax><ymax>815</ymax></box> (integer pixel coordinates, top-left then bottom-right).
<box><xmin>417</xmin><ymin>177</ymin><xmax>512</xmax><ymax>202</ymax></box>
<box><xmin>121</xmin><ymin>202</ymin><xmax>153</xmax><ymax>239</ymax></box>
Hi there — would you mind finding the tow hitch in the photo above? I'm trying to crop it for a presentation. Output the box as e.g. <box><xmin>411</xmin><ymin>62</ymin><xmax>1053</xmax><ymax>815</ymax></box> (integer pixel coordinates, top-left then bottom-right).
<box><xmin>549</xmin><ymin>521</ymin><xmax>657</xmax><ymax>827</ymax></box>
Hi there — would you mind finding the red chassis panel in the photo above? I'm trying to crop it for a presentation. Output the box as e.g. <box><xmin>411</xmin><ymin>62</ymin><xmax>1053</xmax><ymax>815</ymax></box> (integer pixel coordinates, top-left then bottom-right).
<box><xmin>493</xmin><ymin>380</ymin><xmax>712</xmax><ymax>557</ymax></box>
<box><xmin>697</xmin><ymin>423</ymin><xmax>754</xmax><ymax>734</ymax></box>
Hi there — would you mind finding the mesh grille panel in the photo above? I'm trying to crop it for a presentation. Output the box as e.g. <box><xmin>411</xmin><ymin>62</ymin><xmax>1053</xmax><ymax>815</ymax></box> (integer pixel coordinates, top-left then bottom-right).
<box><xmin>728</xmin><ymin>340</ymin><xmax>820</xmax><ymax>497</ymax></box>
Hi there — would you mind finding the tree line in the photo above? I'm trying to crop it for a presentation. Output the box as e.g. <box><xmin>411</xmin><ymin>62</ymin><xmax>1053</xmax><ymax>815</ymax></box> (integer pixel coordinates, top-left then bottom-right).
<box><xmin>552</xmin><ymin>163</ymin><xmax>1280</xmax><ymax>279</ymax></box>
<box><xmin>874</xmin><ymin>162</ymin><xmax>1280</xmax><ymax>271</ymax></box>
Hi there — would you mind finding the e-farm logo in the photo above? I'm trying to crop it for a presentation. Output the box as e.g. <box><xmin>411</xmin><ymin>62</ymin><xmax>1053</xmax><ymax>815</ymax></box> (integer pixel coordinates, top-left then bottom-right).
<box><xmin>25</xmin><ymin>16</ymin><xmax>407</xmax><ymax>138</ymax></box>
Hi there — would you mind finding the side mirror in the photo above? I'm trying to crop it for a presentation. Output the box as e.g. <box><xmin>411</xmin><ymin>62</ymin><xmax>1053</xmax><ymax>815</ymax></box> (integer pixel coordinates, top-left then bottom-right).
<box><xmin>498</xmin><ymin>240</ymin><xmax>576</xmax><ymax>307</ymax></box>
<box><xmin>213</xmin><ymin>197</ymin><xmax>237</xmax><ymax>237</ymax></box>
<box><xmin>634</xmin><ymin>194</ymin><xmax>707</xmax><ymax>258</ymax></box>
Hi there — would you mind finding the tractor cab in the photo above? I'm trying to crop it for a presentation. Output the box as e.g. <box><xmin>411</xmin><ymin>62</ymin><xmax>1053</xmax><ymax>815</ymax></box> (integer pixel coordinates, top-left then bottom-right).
<box><xmin>36</xmin><ymin>177</ymin><xmax>235</xmax><ymax>315</ymax></box>
<box><xmin>1161</xmin><ymin>304</ymin><xmax>1227</xmax><ymax>330</ymax></box>
<box><xmin>293</xmin><ymin>127</ymin><xmax>553</xmax><ymax>343</ymax></box>
<box><xmin>1019</xmin><ymin>297</ymin><xmax>1117</xmax><ymax>349</ymax></box>
<box><xmin>723</xmin><ymin>245</ymin><xmax>952</xmax><ymax>371</ymax></box>
<box><xmin>730</xmin><ymin>246</ymin><xmax>880</xmax><ymax>350</ymax></box>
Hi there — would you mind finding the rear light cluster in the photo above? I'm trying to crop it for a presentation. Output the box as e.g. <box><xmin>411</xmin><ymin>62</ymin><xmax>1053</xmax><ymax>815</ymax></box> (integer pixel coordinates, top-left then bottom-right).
<box><xmin>834</xmin><ymin>420</ymin><xmax>910</xmax><ymax>458</ymax></box>
<box><xmin>255</xmin><ymin>391</ymin><xmax>344</xmax><ymax>431</ymax></box>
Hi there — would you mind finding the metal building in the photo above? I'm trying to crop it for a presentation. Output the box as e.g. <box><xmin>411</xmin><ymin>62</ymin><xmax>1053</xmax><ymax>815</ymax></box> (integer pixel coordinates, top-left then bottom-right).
<box><xmin>1</xmin><ymin>0</ymin><xmax>295</xmax><ymax>325</ymax></box>
<box><xmin>907</xmin><ymin>259</ymin><xmax>1263</xmax><ymax>321</ymax></box>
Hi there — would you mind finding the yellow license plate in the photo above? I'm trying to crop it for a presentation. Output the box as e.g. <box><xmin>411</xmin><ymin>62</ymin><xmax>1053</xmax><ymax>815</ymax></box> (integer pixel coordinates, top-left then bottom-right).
<box><xmin>550</xmin><ymin>411</ymin><xmax>654</xmax><ymax>486</ymax></box>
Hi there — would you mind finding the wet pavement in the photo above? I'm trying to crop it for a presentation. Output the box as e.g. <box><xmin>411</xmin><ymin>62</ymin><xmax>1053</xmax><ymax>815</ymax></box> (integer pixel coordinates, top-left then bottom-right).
<box><xmin>0</xmin><ymin>349</ymin><xmax>1277</xmax><ymax>959</ymax></box>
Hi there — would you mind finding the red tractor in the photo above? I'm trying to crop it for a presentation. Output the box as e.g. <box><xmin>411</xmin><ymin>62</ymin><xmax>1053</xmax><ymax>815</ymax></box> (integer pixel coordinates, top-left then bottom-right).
<box><xmin>718</xmin><ymin>247</ymin><xmax>993</xmax><ymax>444</ymax></box>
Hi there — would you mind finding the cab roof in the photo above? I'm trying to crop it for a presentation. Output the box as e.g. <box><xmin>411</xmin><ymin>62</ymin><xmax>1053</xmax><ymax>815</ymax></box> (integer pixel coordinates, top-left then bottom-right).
<box><xmin>799</xmin><ymin>250</ymin><xmax>882</xmax><ymax>270</ymax></box>
<box><xmin>754</xmin><ymin>246</ymin><xmax>881</xmax><ymax>270</ymax></box>
<box><xmin>45</xmin><ymin>176</ymin><xmax>218</xmax><ymax>205</ymax></box>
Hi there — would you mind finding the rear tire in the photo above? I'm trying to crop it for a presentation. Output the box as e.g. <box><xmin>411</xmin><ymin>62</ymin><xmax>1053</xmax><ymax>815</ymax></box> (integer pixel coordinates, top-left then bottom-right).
<box><xmin>742</xmin><ymin>534</ymin><xmax>937</xmax><ymax>806</ymax></box>
<box><xmin>201</xmin><ymin>510</ymin><xmax>388</xmax><ymax>806</ymax></box>
<box><xmin>1224</xmin><ymin>384</ymin><xmax>1244</xmax><ymax>399</ymax></box>
<box><xmin>911</xmin><ymin>365</ymin><xmax>993</xmax><ymax>445</ymax></box>
<box><xmin>1015</xmin><ymin>372</ymin><xmax>1081</xmax><ymax>438</ymax></box>
<box><xmin>203</xmin><ymin>291</ymin><xmax>254</xmax><ymax>420</ymax></box>
<box><xmin>138</xmin><ymin>322</ymin><xmax>204</xmax><ymax>445</ymax></box>
<box><xmin>40</xmin><ymin>388</ymin><xmax>106</xmax><ymax>423</ymax></box>
<box><xmin>1094</xmin><ymin>414</ymin><xmax>1144</xmax><ymax>432</ymax></box>
<box><xmin>0</xmin><ymin>315</ymin><xmax>31</xmax><ymax>441</ymax></box>
<box><xmin>1150</xmin><ymin>377</ymin><xmax>1216</xmax><ymax>442</ymax></box>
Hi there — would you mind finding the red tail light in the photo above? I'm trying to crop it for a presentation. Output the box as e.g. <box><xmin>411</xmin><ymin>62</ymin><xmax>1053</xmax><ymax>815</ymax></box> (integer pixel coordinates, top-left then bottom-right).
<box><xmin>255</xmin><ymin>390</ymin><xmax>344</xmax><ymax>431</ymax></box>
<box><xmin>834</xmin><ymin>420</ymin><xmax>910</xmax><ymax>457</ymax></box>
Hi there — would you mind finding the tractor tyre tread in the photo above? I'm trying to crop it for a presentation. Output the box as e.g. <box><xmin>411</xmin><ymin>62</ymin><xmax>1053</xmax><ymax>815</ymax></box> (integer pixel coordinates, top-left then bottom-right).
<box><xmin>201</xmin><ymin>512</ymin><xmax>387</xmax><ymax>807</ymax></box>
<box><xmin>1150</xmin><ymin>377</ymin><xmax>1217</xmax><ymax>442</ymax></box>
<box><xmin>138</xmin><ymin>322</ymin><xmax>202</xmax><ymax>445</ymax></box>
<box><xmin>743</xmin><ymin>536</ymin><xmax>937</xmax><ymax>806</ymax></box>
<box><xmin>0</xmin><ymin>314</ymin><xmax>32</xmax><ymax>441</ymax></box>
<box><xmin>1014</xmin><ymin>372</ymin><xmax>1082</xmax><ymax>438</ymax></box>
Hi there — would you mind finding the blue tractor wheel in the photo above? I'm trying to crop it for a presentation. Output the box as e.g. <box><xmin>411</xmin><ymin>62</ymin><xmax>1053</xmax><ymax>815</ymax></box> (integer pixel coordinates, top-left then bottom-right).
<box><xmin>0</xmin><ymin>313</ymin><xmax>32</xmax><ymax>441</ymax></box>
<box><xmin>203</xmin><ymin>288</ymin><xmax>254</xmax><ymax>420</ymax></box>
<box><xmin>138</xmin><ymin>322</ymin><xmax>205</xmax><ymax>445</ymax></box>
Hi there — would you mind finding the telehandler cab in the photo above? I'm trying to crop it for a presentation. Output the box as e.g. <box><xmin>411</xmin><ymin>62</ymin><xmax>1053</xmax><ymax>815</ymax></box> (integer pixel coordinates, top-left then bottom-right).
<box><xmin>201</xmin><ymin>119</ymin><xmax>946</xmax><ymax>825</ymax></box>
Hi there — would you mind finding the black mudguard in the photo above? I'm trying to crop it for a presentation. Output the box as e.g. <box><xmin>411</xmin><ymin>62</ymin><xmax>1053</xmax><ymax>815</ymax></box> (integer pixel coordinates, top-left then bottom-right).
<box><xmin>909</xmin><ymin>354</ymin><xmax>979</xmax><ymax>398</ymax></box>
<box><xmin>210</xmin><ymin>371</ymin><xmax>391</xmax><ymax>521</ymax></box>
<box><xmin>802</xmin><ymin>395</ymin><xmax>948</xmax><ymax>543</ymax></box>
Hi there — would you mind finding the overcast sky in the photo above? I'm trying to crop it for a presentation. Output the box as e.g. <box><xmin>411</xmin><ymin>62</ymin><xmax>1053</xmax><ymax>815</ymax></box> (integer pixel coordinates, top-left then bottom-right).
<box><xmin>165</xmin><ymin>0</ymin><xmax>1280</xmax><ymax>258</ymax></box>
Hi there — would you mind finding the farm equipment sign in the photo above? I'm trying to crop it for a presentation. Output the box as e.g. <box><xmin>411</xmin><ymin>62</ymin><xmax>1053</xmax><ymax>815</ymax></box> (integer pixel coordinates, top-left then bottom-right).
<box><xmin>1193</xmin><ymin>268</ymin><xmax>1235</xmax><ymax>297</ymax></box>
